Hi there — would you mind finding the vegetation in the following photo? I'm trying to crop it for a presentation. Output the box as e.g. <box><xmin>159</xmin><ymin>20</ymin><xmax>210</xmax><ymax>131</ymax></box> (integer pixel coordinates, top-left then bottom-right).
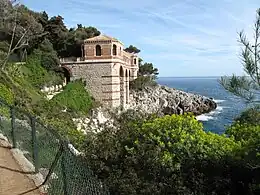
<box><xmin>234</xmin><ymin>105</ymin><xmax>260</xmax><ymax>125</ymax></box>
<box><xmin>0</xmin><ymin>83</ymin><xmax>13</xmax><ymax>116</ymax></box>
<box><xmin>126</xmin><ymin>52</ymin><xmax>159</xmax><ymax>90</ymax></box>
<box><xmin>84</xmin><ymin>112</ymin><xmax>260</xmax><ymax>194</ymax></box>
<box><xmin>0</xmin><ymin>0</ymin><xmax>95</xmax><ymax>146</ymax></box>
<box><xmin>51</xmin><ymin>80</ymin><xmax>93</xmax><ymax>115</ymax></box>
<box><xmin>0</xmin><ymin>1</ymin><xmax>259</xmax><ymax>194</ymax></box>
<box><xmin>220</xmin><ymin>8</ymin><xmax>260</xmax><ymax>102</ymax></box>
<box><xmin>129</xmin><ymin>75</ymin><xmax>157</xmax><ymax>90</ymax></box>
<box><xmin>124</xmin><ymin>45</ymin><xmax>140</xmax><ymax>54</ymax></box>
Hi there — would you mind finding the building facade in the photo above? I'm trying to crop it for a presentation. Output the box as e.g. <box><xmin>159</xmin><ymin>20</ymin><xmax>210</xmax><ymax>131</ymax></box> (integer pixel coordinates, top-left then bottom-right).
<box><xmin>60</xmin><ymin>35</ymin><xmax>139</xmax><ymax>108</ymax></box>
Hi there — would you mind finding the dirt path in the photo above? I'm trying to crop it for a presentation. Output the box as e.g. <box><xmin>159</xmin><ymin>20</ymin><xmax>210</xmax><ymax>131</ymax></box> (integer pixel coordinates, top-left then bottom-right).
<box><xmin>0</xmin><ymin>146</ymin><xmax>40</xmax><ymax>195</ymax></box>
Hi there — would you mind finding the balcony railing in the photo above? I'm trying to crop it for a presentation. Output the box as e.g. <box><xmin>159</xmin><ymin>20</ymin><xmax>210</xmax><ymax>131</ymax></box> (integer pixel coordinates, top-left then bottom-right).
<box><xmin>60</xmin><ymin>57</ymin><xmax>85</xmax><ymax>63</ymax></box>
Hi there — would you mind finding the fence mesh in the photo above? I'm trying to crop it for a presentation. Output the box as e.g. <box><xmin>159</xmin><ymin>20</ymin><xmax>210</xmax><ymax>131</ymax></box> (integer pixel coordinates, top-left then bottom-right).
<box><xmin>62</xmin><ymin>146</ymin><xmax>110</xmax><ymax>195</ymax></box>
<box><xmin>0</xmin><ymin>102</ymin><xmax>12</xmax><ymax>145</ymax></box>
<box><xmin>14</xmin><ymin>113</ymin><xmax>34</xmax><ymax>166</ymax></box>
<box><xmin>36</xmin><ymin>121</ymin><xmax>60</xmax><ymax>177</ymax></box>
<box><xmin>0</xmin><ymin>98</ymin><xmax>110</xmax><ymax>195</ymax></box>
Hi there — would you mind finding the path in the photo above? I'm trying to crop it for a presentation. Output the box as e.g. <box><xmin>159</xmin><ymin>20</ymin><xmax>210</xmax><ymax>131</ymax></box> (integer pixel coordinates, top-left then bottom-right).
<box><xmin>0</xmin><ymin>146</ymin><xmax>40</xmax><ymax>195</ymax></box>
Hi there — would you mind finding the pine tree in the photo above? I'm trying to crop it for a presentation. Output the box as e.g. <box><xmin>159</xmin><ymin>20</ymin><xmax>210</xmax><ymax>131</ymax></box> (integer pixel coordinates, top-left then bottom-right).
<box><xmin>220</xmin><ymin>8</ymin><xmax>260</xmax><ymax>102</ymax></box>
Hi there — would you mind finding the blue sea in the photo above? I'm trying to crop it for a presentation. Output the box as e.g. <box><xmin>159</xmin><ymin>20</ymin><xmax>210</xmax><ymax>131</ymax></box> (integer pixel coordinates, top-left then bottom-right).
<box><xmin>157</xmin><ymin>77</ymin><xmax>247</xmax><ymax>134</ymax></box>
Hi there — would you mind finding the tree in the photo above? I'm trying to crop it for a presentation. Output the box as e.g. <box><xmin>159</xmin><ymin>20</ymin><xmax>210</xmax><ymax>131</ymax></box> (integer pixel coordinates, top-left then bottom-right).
<box><xmin>124</xmin><ymin>45</ymin><xmax>140</xmax><ymax>54</ymax></box>
<box><xmin>139</xmin><ymin>62</ymin><xmax>159</xmax><ymax>77</ymax></box>
<box><xmin>66</xmin><ymin>25</ymin><xmax>100</xmax><ymax>57</ymax></box>
<box><xmin>130</xmin><ymin>58</ymin><xmax>159</xmax><ymax>90</ymax></box>
<box><xmin>219</xmin><ymin>9</ymin><xmax>260</xmax><ymax>102</ymax></box>
<box><xmin>45</xmin><ymin>15</ymin><xmax>68</xmax><ymax>57</ymax></box>
<box><xmin>0</xmin><ymin>0</ymin><xmax>46</xmax><ymax>67</ymax></box>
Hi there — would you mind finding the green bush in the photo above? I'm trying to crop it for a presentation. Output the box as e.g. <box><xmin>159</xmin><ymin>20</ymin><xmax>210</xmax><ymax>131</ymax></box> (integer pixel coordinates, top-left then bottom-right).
<box><xmin>0</xmin><ymin>83</ymin><xmax>14</xmax><ymax>116</ymax></box>
<box><xmin>129</xmin><ymin>76</ymin><xmax>157</xmax><ymax>91</ymax></box>
<box><xmin>83</xmin><ymin>113</ymin><xmax>244</xmax><ymax>195</ymax></box>
<box><xmin>51</xmin><ymin>80</ymin><xmax>93</xmax><ymax>115</ymax></box>
<box><xmin>234</xmin><ymin>105</ymin><xmax>260</xmax><ymax>125</ymax></box>
<box><xmin>226</xmin><ymin>122</ymin><xmax>260</xmax><ymax>164</ymax></box>
<box><xmin>23</xmin><ymin>54</ymin><xmax>63</xmax><ymax>88</ymax></box>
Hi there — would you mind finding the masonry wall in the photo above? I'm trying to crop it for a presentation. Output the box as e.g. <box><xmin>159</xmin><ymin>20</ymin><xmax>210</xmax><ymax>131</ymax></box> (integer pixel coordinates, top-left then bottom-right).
<box><xmin>63</xmin><ymin>62</ymin><xmax>121</xmax><ymax>107</ymax></box>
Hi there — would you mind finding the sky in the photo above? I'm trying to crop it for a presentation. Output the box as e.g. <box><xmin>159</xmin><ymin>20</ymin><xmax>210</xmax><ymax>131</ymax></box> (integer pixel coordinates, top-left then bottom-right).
<box><xmin>21</xmin><ymin>0</ymin><xmax>259</xmax><ymax>77</ymax></box>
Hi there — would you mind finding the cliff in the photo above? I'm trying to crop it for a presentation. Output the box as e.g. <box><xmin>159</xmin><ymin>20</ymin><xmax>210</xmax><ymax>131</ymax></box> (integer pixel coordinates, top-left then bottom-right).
<box><xmin>128</xmin><ymin>85</ymin><xmax>217</xmax><ymax>116</ymax></box>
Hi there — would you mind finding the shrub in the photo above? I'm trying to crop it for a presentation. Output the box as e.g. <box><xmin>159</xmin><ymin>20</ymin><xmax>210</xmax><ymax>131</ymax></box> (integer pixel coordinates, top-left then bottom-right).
<box><xmin>23</xmin><ymin>53</ymin><xmax>63</xmax><ymax>88</ymax></box>
<box><xmin>129</xmin><ymin>76</ymin><xmax>157</xmax><ymax>91</ymax></box>
<box><xmin>226</xmin><ymin>122</ymin><xmax>260</xmax><ymax>164</ymax></box>
<box><xmin>0</xmin><ymin>83</ymin><xmax>14</xmax><ymax>117</ymax></box>
<box><xmin>234</xmin><ymin>105</ymin><xmax>260</xmax><ymax>125</ymax></box>
<box><xmin>83</xmin><ymin>113</ymin><xmax>242</xmax><ymax>195</ymax></box>
<box><xmin>51</xmin><ymin>80</ymin><xmax>93</xmax><ymax>115</ymax></box>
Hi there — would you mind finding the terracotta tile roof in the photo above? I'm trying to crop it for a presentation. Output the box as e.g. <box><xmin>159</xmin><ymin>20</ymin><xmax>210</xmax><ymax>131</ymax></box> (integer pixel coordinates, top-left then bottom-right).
<box><xmin>85</xmin><ymin>34</ymin><xmax>123</xmax><ymax>44</ymax></box>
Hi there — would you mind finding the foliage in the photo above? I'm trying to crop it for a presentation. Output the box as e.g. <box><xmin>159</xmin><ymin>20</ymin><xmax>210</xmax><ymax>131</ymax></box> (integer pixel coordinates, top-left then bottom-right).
<box><xmin>45</xmin><ymin>116</ymin><xmax>86</xmax><ymax>149</ymax></box>
<box><xmin>0</xmin><ymin>83</ymin><xmax>13</xmax><ymax>116</ymax></box>
<box><xmin>51</xmin><ymin>80</ymin><xmax>93</xmax><ymax>115</ymax></box>
<box><xmin>129</xmin><ymin>75</ymin><xmax>157</xmax><ymax>90</ymax></box>
<box><xmin>130</xmin><ymin>58</ymin><xmax>159</xmax><ymax>90</ymax></box>
<box><xmin>124</xmin><ymin>45</ymin><xmax>140</xmax><ymax>54</ymax></box>
<box><xmin>83</xmin><ymin>113</ymin><xmax>257</xmax><ymax>195</ymax></box>
<box><xmin>219</xmin><ymin>9</ymin><xmax>260</xmax><ymax>102</ymax></box>
<box><xmin>33</xmin><ymin>38</ymin><xmax>60</xmax><ymax>71</ymax></box>
<box><xmin>138</xmin><ymin>61</ymin><xmax>159</xmax><ymax>78</ymax></box>
<box><xmin>45</xmin><ymin>16</ymin><xmax>100</xmax><ymax>57</ymax></box>
<box><xmin>0</xmin><ymin>1</ymin><xmax>46</xmax><ymax>67</ymax></box>
<box><xmin>23</xmin><ymin>53</ymin><xmax>62</xmax><ymax>88</ymax></box>
<box><xmin>234</xmin><ymin>105</ymin><xmax>260</xmax><ymax>125</ymax></box>
<box><xmin>226</xmin><ymin>122</ymin><xmax>260</xmax><ymax>174</ymax></box>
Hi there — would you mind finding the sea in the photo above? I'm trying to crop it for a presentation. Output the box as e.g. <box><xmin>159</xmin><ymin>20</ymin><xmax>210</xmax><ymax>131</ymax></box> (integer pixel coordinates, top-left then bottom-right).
<box><xmin>157</xmin><ymin>77</ymin><xmax>248</xmax><ymax>134</ymax></box>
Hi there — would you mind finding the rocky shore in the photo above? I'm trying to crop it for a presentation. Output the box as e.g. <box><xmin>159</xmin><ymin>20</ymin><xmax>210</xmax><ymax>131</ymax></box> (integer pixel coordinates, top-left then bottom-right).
<box><xmin>74</xmin><ymin>84</ymin><xmax>217</xmax><ymax>133</ymax></box>
<box><xmin>128</xmin><ymin>85</ymin><xmax>217</xmax><ymax>116</ymax></box>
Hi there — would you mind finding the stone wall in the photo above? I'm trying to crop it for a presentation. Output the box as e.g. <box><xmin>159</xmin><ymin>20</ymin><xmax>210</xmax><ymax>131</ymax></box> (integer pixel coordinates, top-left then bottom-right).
<box><xmin>62</xmin><ymin>62</ymin><xmax>122</xmax><ymax>107</ymax></box>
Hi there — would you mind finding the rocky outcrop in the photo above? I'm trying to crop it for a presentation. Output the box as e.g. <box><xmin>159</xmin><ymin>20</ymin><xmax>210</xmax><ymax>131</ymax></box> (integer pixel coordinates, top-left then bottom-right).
<box><xmin>128</xmin><ymin>85</ymin><xmax>217</xmax><ymax>116</ymax></box>
<box><xmin>73</xmin><ymin>85</ymin><xmax>217</xmax><ymax>133</ymax></box>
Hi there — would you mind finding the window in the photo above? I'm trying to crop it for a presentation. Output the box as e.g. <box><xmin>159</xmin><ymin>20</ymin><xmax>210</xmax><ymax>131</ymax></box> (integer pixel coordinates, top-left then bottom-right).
<box><xmin>134</xmin><ymin>58</ymin><xmax>137</xmax><ymax>64</ymax></box>
<box><xmin>113</xmin><ymin>44</ymin><xmax>117</xmax><ymax>55</ymax></box>
<box><xmin>96</xmin><ymin>45</ymin><xmax>101</xmax><ymax>56</ymax></box>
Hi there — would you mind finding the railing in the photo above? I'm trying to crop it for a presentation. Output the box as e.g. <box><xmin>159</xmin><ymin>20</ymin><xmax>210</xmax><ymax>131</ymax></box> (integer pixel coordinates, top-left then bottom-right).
<box><xmin>60</xmin><ymin>57</ymin><xmax>85</xmax><ymax>63</ymax></box>
<box><xmin>0</xmin><ymin>98</ymin><xmax>110</xmax><ymax>195</ymax></box>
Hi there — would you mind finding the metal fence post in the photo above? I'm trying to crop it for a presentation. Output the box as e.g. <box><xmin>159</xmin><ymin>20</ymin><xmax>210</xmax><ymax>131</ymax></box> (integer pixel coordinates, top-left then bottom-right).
<box><xmin>61</xmin><ymin>145</ymin><xmax>68</xmax><ymax>195</ymax></box>
<box><xmin>10</xmin><ymin>106</ymin><xmax>17</xmax><ymax>148</ymax></box>
<box><xmin>30</xmin><ymin>116</ymin><xmax>39</xmax><ymax>173</ymax></box>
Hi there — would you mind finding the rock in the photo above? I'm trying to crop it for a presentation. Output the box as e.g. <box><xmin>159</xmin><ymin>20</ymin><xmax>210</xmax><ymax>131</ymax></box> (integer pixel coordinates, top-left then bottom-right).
<box><xmin>73</xmin><ymin>84</ymin><xmax>217</xmax><ymax>134</ymax></box>
<box><xmin>55</xmin><ymin>85</ymin><xmax>59</xmax><ymax>91</ymax></box>
<box><xmin>128</xmin><ymin>84</ymin><xmax>217</xmax><ymax>116</ymax></box>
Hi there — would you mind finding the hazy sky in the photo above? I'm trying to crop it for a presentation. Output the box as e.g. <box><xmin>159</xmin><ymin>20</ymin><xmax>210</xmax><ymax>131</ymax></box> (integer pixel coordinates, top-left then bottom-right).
<box><xmin>21</xmin><ymin>0</ymin><xmax>259</xmax><ymax>77</ymax></box>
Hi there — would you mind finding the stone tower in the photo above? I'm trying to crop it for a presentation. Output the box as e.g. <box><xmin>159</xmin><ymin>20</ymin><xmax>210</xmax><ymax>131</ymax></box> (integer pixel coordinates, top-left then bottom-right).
<box><xmin>60</xmin><ymin>34</ymin><xmax>139</xmax><ymax>108</ymax></box>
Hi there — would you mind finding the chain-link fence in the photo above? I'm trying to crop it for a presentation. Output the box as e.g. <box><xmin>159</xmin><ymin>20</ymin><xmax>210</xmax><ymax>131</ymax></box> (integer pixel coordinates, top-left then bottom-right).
<box><xmin>0</xmin><ymin>98</ymin><xmax>110</xmax><ymax>195</ymax></box>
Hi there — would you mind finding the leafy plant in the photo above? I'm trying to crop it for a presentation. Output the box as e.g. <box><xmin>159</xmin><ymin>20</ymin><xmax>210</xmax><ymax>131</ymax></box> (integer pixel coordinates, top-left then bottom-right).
<box><xmin>83</xmin><ymin>113</ymin><xmax>243</xmax><ymax>195</ymax></box>
<box><xmin>0</xmin><ymin>83</ymin><xmax>14</xmax><ymax>116</ymax></box>
<box><xmin>130</xmin><ymin>76</ymin><xmax>157</xmax><ymax>90</ymax></box>
<box><xmin>51</xmin><ymin>80</ymin><xmax>93</xmax><ymax>115</ymax></box>
<box><xmin>234</xmin><ymin>105</ymin><xmax>260</xmax><ymax>125</ymax></box>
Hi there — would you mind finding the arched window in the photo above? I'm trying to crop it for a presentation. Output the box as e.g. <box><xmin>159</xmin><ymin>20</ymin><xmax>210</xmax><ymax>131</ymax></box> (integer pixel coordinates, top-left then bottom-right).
<box><xmin>120</xmin><ymin>66</ymin><xmax>124</xmax><ymax>77</ymax></box>
<box><xmin>134</xmin><ymin>58</ymin><xmax>137</xmax><ymax>64</ymax></box>
<box><xmin>96</xmin><ymin>45</ymin><xmax>101</xmax><ymax>56</ymax></box>
<box><xmin>113</xmin><ymin>44</ymin><xmax>117</xmax><ymax>55</ymax></box>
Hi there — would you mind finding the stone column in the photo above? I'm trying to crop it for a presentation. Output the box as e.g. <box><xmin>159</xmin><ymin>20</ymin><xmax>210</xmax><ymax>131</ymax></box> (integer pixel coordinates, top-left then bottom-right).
<box><xmin>125</xmin><ymin>73</ymin><xmax>129</xmax><ymax>104</ymax></box>
<box><xmin>120</xmin><ymin>76</ymin><xmax>125</xmax><ymax>108</ymax></box>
